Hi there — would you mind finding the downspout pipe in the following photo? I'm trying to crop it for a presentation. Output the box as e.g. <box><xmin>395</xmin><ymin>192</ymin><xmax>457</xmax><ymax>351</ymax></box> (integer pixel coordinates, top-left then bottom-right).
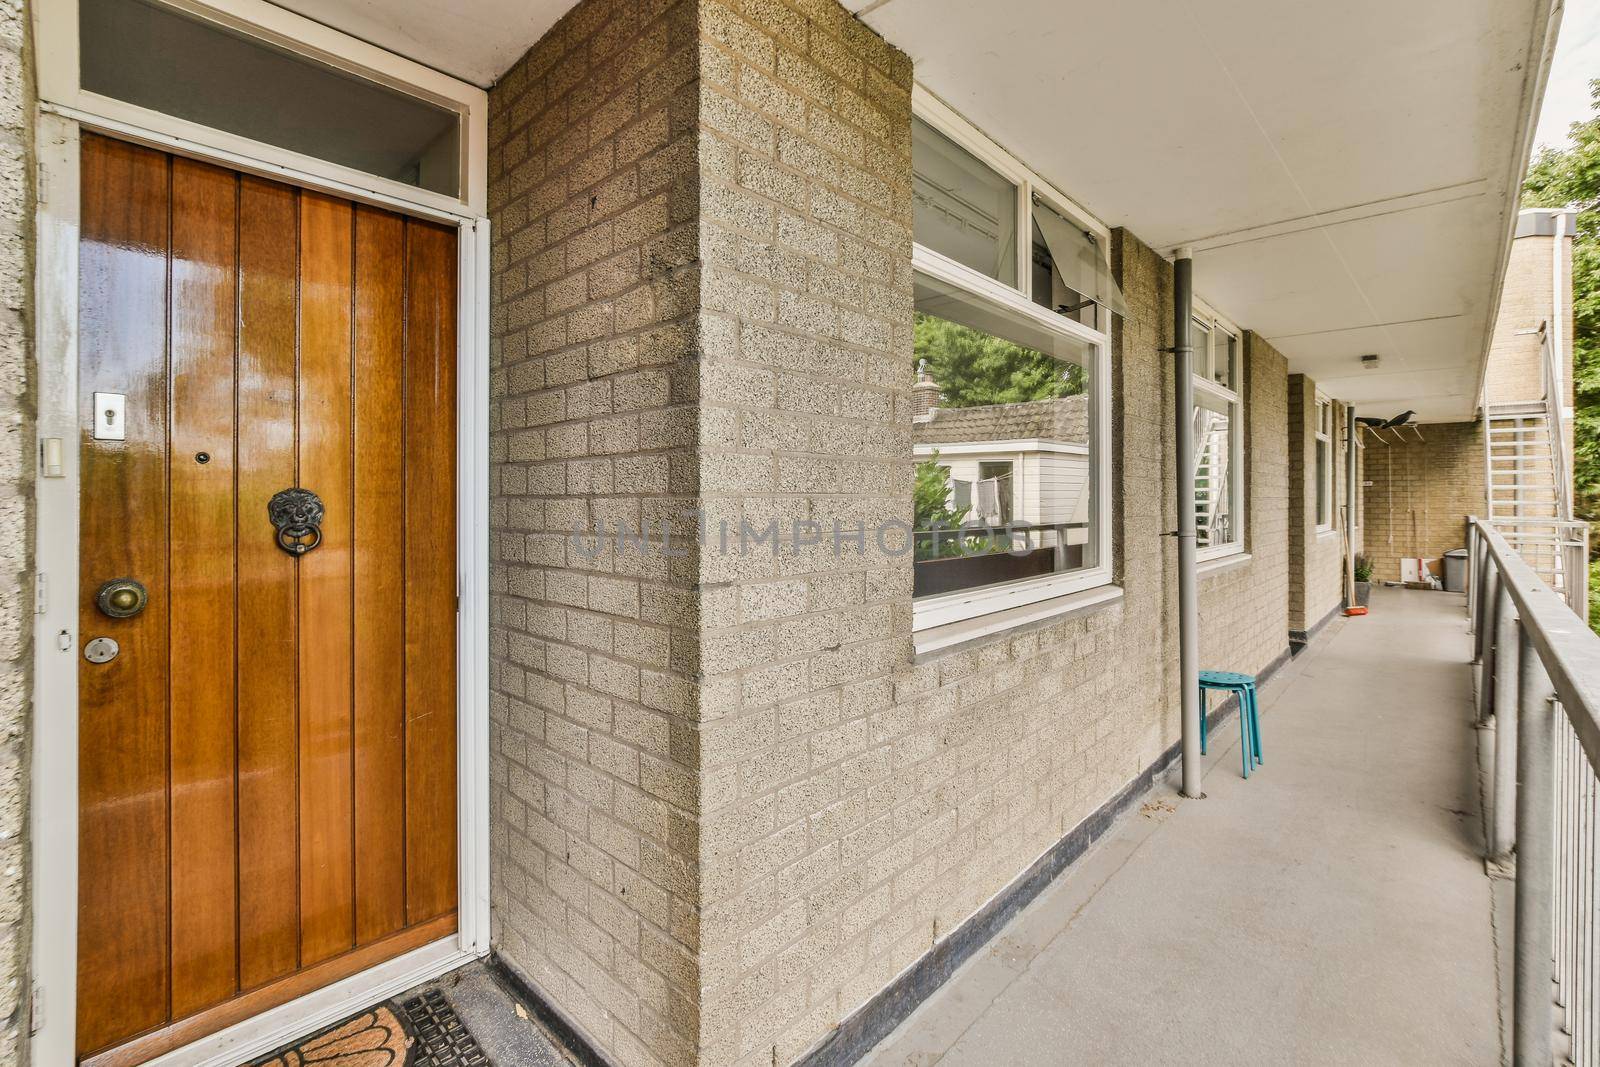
<box><xmin>1346</xmin><ymin>404</ymin><xmax>1357</xmax><ymax>604</ymax></box>
<box><xmin>1174</xmin><ymin>249</ymin><xmax>1202</xmax><ymax>799</ymax></box>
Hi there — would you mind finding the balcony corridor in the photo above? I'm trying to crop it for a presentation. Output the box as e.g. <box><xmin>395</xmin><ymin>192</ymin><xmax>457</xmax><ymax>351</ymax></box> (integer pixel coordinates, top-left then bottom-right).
<box><xmin>864</xmin><ymin>588</ymin><xmax>1505</xmax><ymax>1065</ymax></box>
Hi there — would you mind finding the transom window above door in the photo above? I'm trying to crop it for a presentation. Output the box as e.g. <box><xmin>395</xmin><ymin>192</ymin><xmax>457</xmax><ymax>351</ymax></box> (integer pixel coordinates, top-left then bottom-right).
<box><xmin>39</xmin><ymin>0</ymin><xmax>488</xmax><ymax>215</ymax></box>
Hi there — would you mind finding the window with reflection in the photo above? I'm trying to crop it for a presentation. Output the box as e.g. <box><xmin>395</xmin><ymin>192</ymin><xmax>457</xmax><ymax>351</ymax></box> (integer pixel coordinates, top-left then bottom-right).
<box><xmin>1315</xmin><ymin>398</ymin><xmax>1333</xmax><ymax>530</ymax></box>
<box><xmin>1192</xmin><ymin>318</ymin><xmax>1244</xmax><ymax>556</ymax></box>
<box><xmin>911</xmin><ymin>275</ymin><xmax>1100</xmax><ymax>600</ymax></box>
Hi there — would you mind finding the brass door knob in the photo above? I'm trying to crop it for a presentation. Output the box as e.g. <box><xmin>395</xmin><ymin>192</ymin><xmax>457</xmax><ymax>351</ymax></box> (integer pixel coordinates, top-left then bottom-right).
<box><xmin>95</xmin><ymin>578</ymin><xmax>148</xmax><ymax>619</ymax></box>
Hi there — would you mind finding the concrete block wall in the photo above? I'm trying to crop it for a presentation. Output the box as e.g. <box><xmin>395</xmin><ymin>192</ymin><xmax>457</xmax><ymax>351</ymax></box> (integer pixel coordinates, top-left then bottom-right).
<box><xmin>1484</xmin><ymin>228</ymin><xmax>1575</xmax><ymax>485</ymax></box>
<box><xmin>1285</xmin><ymin>375</ymin><xmax>1350</xmax><ymax>634</ymax></box>
<box><xmin>1485</xmin><ymin>233</ymin><xmax>1565</xmax><ymax>406</ymax></box>
<box><xmin>0</xmin><ymin>1</ymin><xmax>30</xmax><ymax>1061</ymax></box>
<box><xmin>1110</xmin><ymin>231</ymin><xmax>1182</xmax><ymax>757</ymax></box>
<box><xmin>486</xmin><ymin>1</ymin><xmax>707</xmax><ymax>1062</ymax></box>
<box><xmin>690</xmin><ymin>213</ymin><xmax>1292</xmax><ymax>1064</ymax></box>
<box><xmin>1198</xmin><ymin>334</ymin><xmax>1289</xmax><ymax>680</ymax></box>
<box><xmin>1361</xmin><ymin>421</ymin><xmax>1484</xmax><ymax>584</ymax></box>
<box><xmin>486</xmin><ymin>3</ymin><xmax>1291</xmax><ymax>1065</ymax></box>
<box><xmin>690</xmin><ymin>0</ymin><xmax>921</xmax><ymax>1061</ymax></box>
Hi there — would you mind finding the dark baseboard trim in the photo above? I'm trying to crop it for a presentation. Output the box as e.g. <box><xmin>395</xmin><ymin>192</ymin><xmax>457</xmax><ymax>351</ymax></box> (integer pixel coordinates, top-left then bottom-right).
<box><xmin>1289</xmin><ymin>599</ymin><xmax>1345</xmax><ymax>652</ymax></box>
<box><xmin>796</xmin><ymin>646</ymin><xmax>1294</xmax><ymax>1066</ymax></box>
<box><xmin>483</xmin><ymin>640</ymin><xmax>1301</xmax><ymax>1067</ymax></box>
<box><xmin>486</xmin><ymin>953</ymin><xmax>616</xmax><ymax>1067</ymax></box>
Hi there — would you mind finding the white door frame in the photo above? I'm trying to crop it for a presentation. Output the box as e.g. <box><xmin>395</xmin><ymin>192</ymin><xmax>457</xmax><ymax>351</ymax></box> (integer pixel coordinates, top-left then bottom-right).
<box><xmin>29</xmin><ymin>4</ymin><xmax>492</xmax><ymax>1063</ymax></box>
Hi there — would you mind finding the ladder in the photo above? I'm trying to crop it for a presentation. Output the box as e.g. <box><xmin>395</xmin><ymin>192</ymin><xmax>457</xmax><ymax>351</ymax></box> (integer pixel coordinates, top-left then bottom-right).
<box><xmin>1485</xmin><ymin>400</ymin><xmax>1567</xmax><ymax>592</ymax></box>
<box><xmin>1194</xmin><ymin>410</ymin><xmax>1231</xmax><ymax>546</ymax></box>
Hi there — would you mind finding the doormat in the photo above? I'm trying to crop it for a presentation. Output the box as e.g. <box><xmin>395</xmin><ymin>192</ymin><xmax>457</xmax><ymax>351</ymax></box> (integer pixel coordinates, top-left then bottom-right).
<box><xmin>252</xmin><ymin>989</ymin><xmax>489</xmax><ymax>1067</ymax></box>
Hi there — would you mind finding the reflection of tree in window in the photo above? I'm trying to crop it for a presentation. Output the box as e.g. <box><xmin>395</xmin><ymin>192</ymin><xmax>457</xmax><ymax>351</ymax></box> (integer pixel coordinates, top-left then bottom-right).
<box><xmin>913</xmin><ymin>452</ymin><xmax>971</xmax><ymax>561</ymax></box>
<box><xmin>910</xmin><ymin>305</ymin><xmax>1095</xmax><ymax>596</ymax></box>
<box><xmin>914</xmin><ymin>312</ymin><xmax>1084</xmax><ymax>407</ymax></box>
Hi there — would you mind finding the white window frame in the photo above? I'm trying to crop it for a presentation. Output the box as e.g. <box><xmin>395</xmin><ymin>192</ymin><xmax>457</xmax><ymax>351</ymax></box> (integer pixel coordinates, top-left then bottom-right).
<box><xmin>29</xmin><ymin>4</ymin><xmax>491</xmax><ymax>1065</ymax></box>
<box><xmin>33</xmin><ymin>0</ymin><xmax>488</xmax><ymax>219</ymax></box>
<box><xmin>912</xmin><ymin>87</ymin><xmax>1111</xmax><ymax>311</ymax></box>
<box><xmin>909</xmin><ymin>91</ymin><xmax>1115</xmax><ymax>637</ymax></box>
<box><xmin>1314</xmin><ymin>395</ymin><xmax>1334</xmax><ymax>533</ymax></box>
<box><xmin>1192</xmin><ymin>304</ymin><xmax>1245</xmax><ymax>562</ymax></box>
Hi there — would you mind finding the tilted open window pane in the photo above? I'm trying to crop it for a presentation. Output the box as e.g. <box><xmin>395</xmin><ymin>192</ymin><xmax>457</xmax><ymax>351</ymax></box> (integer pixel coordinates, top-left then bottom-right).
<box><xmin>911</xmin><ymin>275</ymin><xmax>1099</xmax><ymax>599</ymax></box>
<box><xmin>1194</xmin><ymin>391</ymin><xmax>1238</xmax><ymax>551</ymax></box>
<box><xmin>1030</xmin><ymin>197</ymin><xmax>1127</xmax><ymax>321</ymax></box>
<box><xmin>80</xmin><ymin>0</ymin><xmax>463</xmax><ymax>197</ymax></box>
<box><xmin>1192</xmin><ymin>320</ymin><xmax>1211</xmax><ymax>377</ymax></box>
<box><xmin>1031</xmin><ymin>218</ymin><xmax>1095</xmax><ymax>329</ymax></box>
<box><xmin>1213</xmin><ymin>330</ymin><xmax>1237</xmax><ymax>390</ymax></box>
<box><xmin>912</xmin><ymin>117</ymin><xmax>1018</xmax><ymax>286</ymax></box>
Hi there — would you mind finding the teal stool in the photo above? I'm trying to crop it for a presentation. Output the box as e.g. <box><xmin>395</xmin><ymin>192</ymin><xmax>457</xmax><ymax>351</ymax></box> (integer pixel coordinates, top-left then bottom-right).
<box><xmin>1199</xmin><ymin>669</ymin><xmax>1261</xmax><ymax>778</ymax></box>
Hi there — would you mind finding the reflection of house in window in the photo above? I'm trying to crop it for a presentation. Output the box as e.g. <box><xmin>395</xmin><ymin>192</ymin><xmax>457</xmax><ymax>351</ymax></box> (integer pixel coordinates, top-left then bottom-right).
<box><xmin>912</xmin><ymin>392</ymin><xmax>1091</xmax><ymax>597</ymax></box>
<box><xmin>976</xmin><ymin>461</ymin><xmax>1013</xmax><ymax>524</ymax></box>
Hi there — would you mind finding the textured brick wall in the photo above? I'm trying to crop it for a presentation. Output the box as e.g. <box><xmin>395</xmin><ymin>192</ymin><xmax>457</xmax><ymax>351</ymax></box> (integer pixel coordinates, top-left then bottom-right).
<box><xmin>691</xmin><ymin>141</ymin><xmax>1293</xmax><ymax>1063</ymax></box>
<box><xmin>1486</xmin><ymin>234</ymin><xmax>1561</xmax><ymax>406</ymax></box>
<box><xmin>1362</xmin><ymin>421</ymin><xmax>1484</xmax><ymax>584</ymax></box>
<box><xmin>1198</xmin><ymin>334</ymin><xmax>1289</xmax><ymax>679</ymax></box>
<box><xmin>486</xmin><ymin>1</ymin><xmax>706</xmax><ymax>1063</ymax></box>
<box><xmin>0</xmin><ymin>1</ymin><xmax>30</xmax><ymax>1062</ymax></box>
<box><xmin>690</xmin><ymin>3</ymin><xmax>918</xmax><ymax>1061</ymax></box>
<box><xmin>1285</xmin><ymin>375</ymin><xmax>1349</xmax><ymax>632</ymax></box>
<box><xmin>1484</xmin><ymin>230</ymin><xmax>1575</xmax><ymax>487</ymax></box>
<box><xmin>487</xmin><ymin>4</ymin><xmax>1297</xmax><ymax>1065</ymax></box>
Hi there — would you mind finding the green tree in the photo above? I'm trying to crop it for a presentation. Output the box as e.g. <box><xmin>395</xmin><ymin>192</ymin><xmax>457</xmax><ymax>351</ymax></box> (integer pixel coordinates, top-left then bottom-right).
<box><xmin>1523</xmin><ymin>80</ymin><xmax>1600</xmax><ymax>633</ymax></box>
<box><xmin>915</xmin><ymin>312</ymin><xmax>1084</xmax><ymax>407</ymax></box>
<box><xmin>913</xmin><ymin>452</ymin><xmax>974</xmax><ymax>559</ymax></box>
<box><xmin>1591</xmin><ymin>558</ymin><xmax>1600</xmax><ymax>633</ymax></box>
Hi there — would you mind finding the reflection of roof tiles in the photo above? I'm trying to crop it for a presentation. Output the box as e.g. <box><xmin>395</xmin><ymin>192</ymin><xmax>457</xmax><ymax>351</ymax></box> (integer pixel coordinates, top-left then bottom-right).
<box><xmin>913</xmin><ymin>394</ymin><xmax>1088</xmax><ymax>446</ymax></box>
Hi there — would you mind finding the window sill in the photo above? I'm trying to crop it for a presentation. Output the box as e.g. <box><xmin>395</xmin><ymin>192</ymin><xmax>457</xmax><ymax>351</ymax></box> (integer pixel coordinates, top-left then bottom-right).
<box><xmin>1197</xmin><ymin>551</ymin><xmax>1252</xmax><ymax>578</ymax></box>
<box><xmin>1316</xmin><ymin>528</ymin><xmax>1338</xmax><ymax>541</ymax></box>
<box><xmin>913</xmin><ymin>584</ymin><xmax>1124</xmax><ymax>657</ymax></box>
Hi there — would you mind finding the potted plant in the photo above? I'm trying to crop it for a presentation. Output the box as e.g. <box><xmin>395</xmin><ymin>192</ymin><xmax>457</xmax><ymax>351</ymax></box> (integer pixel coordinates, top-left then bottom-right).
<box><xmin>1353</xmin><ymin>555</ymin><xmax>1373</xmax><ymax>608</ymax></box>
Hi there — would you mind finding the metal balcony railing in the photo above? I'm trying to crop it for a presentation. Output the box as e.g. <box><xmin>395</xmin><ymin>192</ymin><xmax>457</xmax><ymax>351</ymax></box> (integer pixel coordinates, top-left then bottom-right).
<box><xmin>1468</xmin><ymin>517</ymin><xmax>1598</xmax><ymax>1064</ymax></box>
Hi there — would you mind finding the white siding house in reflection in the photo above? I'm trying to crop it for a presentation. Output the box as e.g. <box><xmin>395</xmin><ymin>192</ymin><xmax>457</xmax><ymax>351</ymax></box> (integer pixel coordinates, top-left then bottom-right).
<box><xmin>913</xmin><ymin>394</ymin><xmax>1091</xmax><ymax>541</ymax></box>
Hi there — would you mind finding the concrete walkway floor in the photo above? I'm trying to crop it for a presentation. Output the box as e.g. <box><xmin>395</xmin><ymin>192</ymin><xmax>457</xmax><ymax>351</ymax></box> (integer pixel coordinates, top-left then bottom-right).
<box><xmin>864</xmin><ymin>587</ymin><xmax>1504</xmax><ymax>1066</ymax></box>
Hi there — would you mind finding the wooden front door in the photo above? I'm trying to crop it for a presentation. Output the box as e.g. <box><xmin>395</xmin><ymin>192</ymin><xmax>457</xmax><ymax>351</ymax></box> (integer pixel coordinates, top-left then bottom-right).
<box><xmin>76</xmin><ymin>133</ymin><xmax>459</xmax><ymax>1063</ymax></box>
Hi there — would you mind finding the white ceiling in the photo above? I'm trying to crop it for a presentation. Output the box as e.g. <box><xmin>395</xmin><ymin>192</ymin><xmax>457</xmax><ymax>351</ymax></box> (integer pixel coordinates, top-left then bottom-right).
<box><xmin>285</xmin><ymin>0</ymin><xmax>1557</xmax><ymax>422</ymax></box>
<box><xmin>273</xmin><ymin>0</ymin><xmax>573</xmax><ymax>87</ymax></box>
<box><xmin>848</xmin><ymin>0</ymin><xmax>1558</xmax><ymax>422</ymax></box>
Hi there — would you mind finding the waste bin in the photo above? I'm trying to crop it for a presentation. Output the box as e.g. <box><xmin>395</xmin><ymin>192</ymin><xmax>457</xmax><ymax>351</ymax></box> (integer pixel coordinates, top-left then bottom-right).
<box><xmin>1443</xmin><ymin>548</ymin><xmax>1469</xmax><ymax>593</ymax></box>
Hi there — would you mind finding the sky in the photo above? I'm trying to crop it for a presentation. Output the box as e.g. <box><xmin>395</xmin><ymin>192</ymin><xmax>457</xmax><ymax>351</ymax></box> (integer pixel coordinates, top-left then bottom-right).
<box><xmin>1536</xmin><ymin>0</ymin><xmax>1600</xmax><ymax>151</ymax></box>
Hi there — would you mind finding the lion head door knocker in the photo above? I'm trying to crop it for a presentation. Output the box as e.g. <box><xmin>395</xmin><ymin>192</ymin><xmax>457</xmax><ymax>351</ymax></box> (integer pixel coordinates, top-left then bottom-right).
<box><xmin>268</xmin><ymin>488</ymin><xmax>325</xmax><ymax>556</ymax></box>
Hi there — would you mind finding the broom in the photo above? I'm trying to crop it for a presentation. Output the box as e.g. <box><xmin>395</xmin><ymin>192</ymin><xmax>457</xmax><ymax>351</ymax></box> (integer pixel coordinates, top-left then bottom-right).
<box><xmin>1341</xmin><ymin>508</ymin><xmax>1367</xmax><ymax>616</ymax></box>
